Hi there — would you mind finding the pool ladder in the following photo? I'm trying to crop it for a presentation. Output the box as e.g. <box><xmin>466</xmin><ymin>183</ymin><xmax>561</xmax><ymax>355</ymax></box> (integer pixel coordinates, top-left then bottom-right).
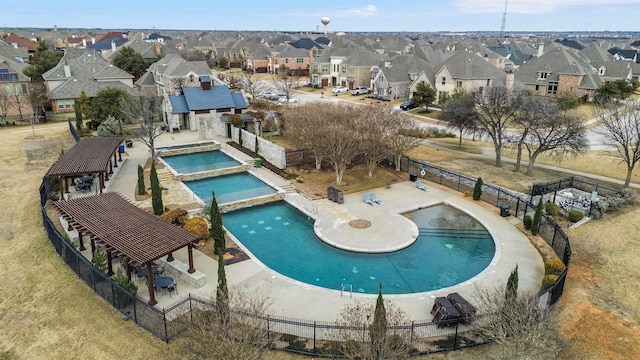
<box><xmin>341</xmin><ymin>283</ymin><xmax>353</xmax><ymax>298</ymax></box>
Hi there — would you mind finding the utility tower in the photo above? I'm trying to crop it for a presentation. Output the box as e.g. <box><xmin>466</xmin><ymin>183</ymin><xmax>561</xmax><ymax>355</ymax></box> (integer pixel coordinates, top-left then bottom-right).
<box><xmin>500</xmin><ymin>0</ymin><xmax>508</xmax><ymax>39</ymax></box>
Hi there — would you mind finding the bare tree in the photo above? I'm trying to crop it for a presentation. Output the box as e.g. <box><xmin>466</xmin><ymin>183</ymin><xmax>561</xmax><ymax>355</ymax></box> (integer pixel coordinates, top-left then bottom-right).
<box><xmin>523</xmin><ymin>105</ymin><xmax>587</xmax><ymax>176</ymax></box>
<box><xmin>474</xmin><ymin>286</ymin><xmax>565</xmax><ymax>360</ymax></box>
<box><xmin>335</xmin><ymin>294</ymin><xmax>413</xmax><ymax>359</ymax></box>
<box><xmin>281</xmin><ymin>102</ymin><xmax>330</xmax><ymax>170</ymax></box>
<box><xmin>475</xmin><ymin>86</ymin><xmax>520</xmax><ymax>167</ymax></box>
<box><xmin>323</xmin><ymin>107</ymin><xmax>362</xmax><ymax>184</ymax></box>
<box><xmin>169</xmin><ymin>77</ymin><xmax>190</xmax><ymax>95</ymax></box>
<box><xmin>508</xmin><ymin>94</ymin><xmax>537</xmax><ymax>173</ymax></box>
<box><xmin>386</xmin><ymin>114</ymin><xmax>423</xmax><ymax>171</ymax></box>
<box><xmin>358</xmin><ymin>107</ymin><xmax>394</xmax><ymax>177</ymax></box>
<box><xmin>594</xmin><ymin>100</ymin><xmax>640</xmax><ymax>188</ymax></box>
<box><xmin>176</xmin><ymin>287</ymin><xmax>272</xmax><ymax>360</ymax></box>
<box><xmin>24</xmin><ymin>82</ymin><xmax>49</xmax><ymax>136</ymax></box>
<box><xmin>120</xmin><ymin>93</ymin><xmax>164</xmax><ymax>160</ymax></box>
<box><xmin>441</xmin><ymin>92</ymin><xmax>478</xmax><ymax>148</ymax></box>
<box><xmin>0</xmin><ymin>86</ymin><xmax>11</xmax><ymax>126</ymax></box>
<box><xmin>240</xmin><ymin>72</ymin><xmax>266</xmax><ymax>102</ymax></box>
<box><xmin>11</xmin><ymin>86</ymin><xmax>26</xmax><ymax>124</ymax></box>
<box><xmin>272</xmin><ymin>65</ymin><xmax>299</xmax><ymax>103</ymax></box>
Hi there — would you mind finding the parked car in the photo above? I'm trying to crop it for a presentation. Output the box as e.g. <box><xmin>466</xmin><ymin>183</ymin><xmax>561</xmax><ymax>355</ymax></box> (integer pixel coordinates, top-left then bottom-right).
<box><xmin>350</xmin><ymin>86</ymin><xmax>370</xmax><ymax>95</ymax></box>
<box><xmin>277</xmin><ymin>96</ymin><xmax>298</xmax><ymax>103</ymax></box>
<box><xmin>400</xmin><ymin>100</ymin><xmax>418</xmax><ymax>111</ymax></box>
<box><xmin>332</xmin><ymin>86</ymin><xmax>349</xmax><ymax>94</ymax></box>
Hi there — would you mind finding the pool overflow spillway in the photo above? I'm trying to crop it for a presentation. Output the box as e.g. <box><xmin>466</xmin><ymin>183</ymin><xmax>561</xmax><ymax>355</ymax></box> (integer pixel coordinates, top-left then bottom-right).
<box><xmin>222</xmin><ymin>202</ymin><xmax>496</xmax><ymax>295</ymax></box>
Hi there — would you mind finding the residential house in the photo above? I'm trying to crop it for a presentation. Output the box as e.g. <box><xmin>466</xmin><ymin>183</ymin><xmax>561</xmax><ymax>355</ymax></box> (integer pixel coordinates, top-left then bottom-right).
<box><xmin>514</xmin><ymin>47</ymin><xmax>602</xmax><ymax>102</ymax></box>
<box><xmin>3</xmin><ymin>33</ymin><xmax>37</xmax><ymax>62</ymax></box>
<box><xmin>42</xmin><ymin>48</ymin><xmax>134</xmax><ymax>113</ymax></box>
<box><xmin>246</xmin><ymin>46</ymin><xmax>272</xmax><ymax>73</ymax></box>
<box><xmin>428</xmin><ymin>51</ymin><xmax>508</xmax><ymax>100</ymax></box>
<box><xmin>136</xmin><ymin>53</ymin><xmax>214</xmax><ymax>96</ymax></box>
<box><xmin>607</xmin><ymin>47</ymin><xmax>639</xmax><ymax>63</ymax></box>
<box><xmin>0</xmin><ymin>43</ymin><xmax>32</xmax><ymax>121</ymax></box>
<box><xmin>270</xmin><ymin>46</ymin><xmax>312</xmax><ymax>77</ymax></box>
<box><xmin>166</xmin><ymin>75</ymin><xmax>248</xmax><ymax>132</ymax></box>
<box><xmin>370</xmin><ymin>55</ymin><xmax>430</xmax><ymax>100</ymax></box>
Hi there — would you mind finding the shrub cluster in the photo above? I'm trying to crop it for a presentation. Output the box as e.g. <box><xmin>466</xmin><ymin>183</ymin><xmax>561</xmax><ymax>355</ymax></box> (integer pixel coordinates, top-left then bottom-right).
<box><xmin>545</xmin><ymin>202</ymin><xmax>559</xmax><ymax>216</ymax></box>
<box><xmin>523</xmin><ymin>215</ymin><xmax>532</xmax><ymax>230</ymax></box>
<box><xmin>161</xmin><ymin>208</ymin><xmax>189</xmax><ymax>226</ymax></box>
<box><xmin>184</xmin><ymin>217</ymin><xmax>210</xmax><ymax>240</ymax></box>
<box><xmin>541</xmin><ymin>274</ymin><xmax>559</xmax><ymax>291</ymax></box>
<box><xmin>544</xmin><ymin>258</ymin><xmax>566</xmax><ymax>276</ymax></box>
<box><xmin>567</xmin><ymin>210</ymin><xmax>584</xmax><ymax>223</ymax></box>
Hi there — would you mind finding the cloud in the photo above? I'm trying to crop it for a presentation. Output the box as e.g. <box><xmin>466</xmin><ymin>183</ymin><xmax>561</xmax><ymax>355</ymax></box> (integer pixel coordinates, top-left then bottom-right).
<box><xmin>337</xmin><ymin>4</ymin><xmax>378</xmax><ymax>17</ymax></box>
<box><xmin>455</xmin><ymin>0</ymin><xmax>640</xmax><ymax>14</ymax></box>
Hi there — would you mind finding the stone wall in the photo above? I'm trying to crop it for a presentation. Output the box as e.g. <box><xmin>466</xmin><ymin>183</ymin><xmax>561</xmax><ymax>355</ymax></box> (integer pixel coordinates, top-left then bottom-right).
<box><xmin>229</xmin><ymin>125</ymin><xmax>287</xmax><ymax>169</ymax></box>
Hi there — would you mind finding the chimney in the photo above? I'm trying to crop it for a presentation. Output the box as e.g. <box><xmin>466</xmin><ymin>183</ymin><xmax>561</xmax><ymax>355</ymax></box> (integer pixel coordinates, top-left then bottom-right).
<box><xmin>537</xmin><ymin>43</ymin><xmax>544</xmax><ymax>58</ymax></box>
<box><xmin>82</xmin><ymin>38</ymin><xmax>86</xmax><ymax>47</ymax></box>
<box><xmin>155</xmin><ymin>43</ymin><xmax>161</xmax><ymax>57</ymax></box>
<box><xmin>200</xmin><ymin>76</ymin><xmax>212</xmax><ymax>90</ymax></box>
<box><xmin>63</xmin><ymin>61</ymin><xmax>71</xmax><ymax>77</ymax></box>
<box><xmin>505</xmin><ymin>69</ymin><xmax>515</xmax><ymax>90</ymax></box>
<box><xmin>111</xmin><ymin>41</ymin><xmax>116</xmax><ymax>52</ymax></box>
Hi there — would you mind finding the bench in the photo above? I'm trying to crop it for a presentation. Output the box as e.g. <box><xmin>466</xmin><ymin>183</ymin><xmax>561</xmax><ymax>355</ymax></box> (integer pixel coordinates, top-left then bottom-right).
<box><xmin>159</xmin><ymin>258</ymin><xmax>206</xmax><ymax>288</ymax></box>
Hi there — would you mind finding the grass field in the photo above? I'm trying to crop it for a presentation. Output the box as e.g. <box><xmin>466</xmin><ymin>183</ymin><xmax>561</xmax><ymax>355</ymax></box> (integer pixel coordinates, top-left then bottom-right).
<box><xmin>1</xmin><ymin>123</ymin><xmax>639</xmax><ymax>359</ymax></box>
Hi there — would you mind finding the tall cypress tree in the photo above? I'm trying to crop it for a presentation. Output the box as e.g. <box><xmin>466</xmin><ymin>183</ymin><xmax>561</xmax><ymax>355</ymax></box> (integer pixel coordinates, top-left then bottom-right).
<box><xmin>210</xmin><ymin>192</ymin><xmax>226</xmax><ymax>255</ymax></box>
<box><xmin>150</xmin><ymin>162</ymin><xmax>163</xmax><ymax>215</ymax></box>
<box><xmin>531</xmin><ymin>199</ymin><xmax>543</xmax><ymax>236</ymax></box>
<box><xmin>370</xmin><ymin>283</ymin><xmax>388</xmax><ymax>358</ymax></box>
<box><xmin>137</xmin><ymin>164</ymin><xmax>146</xmax><ymax>195</ymax></box>
<box><xmin>506</xmin><ymin>265</ymin><xmax>519</xmax><ymax>302</ymax></box>
<box><xmin>216</xmin><ymin>252</ymin><xmax>229</xmax><ymax>325</ymax></box>
<box><xmin>473</xmin><ymin>177</ymin><xmax>483</xmax><ymax>200</ymax></box>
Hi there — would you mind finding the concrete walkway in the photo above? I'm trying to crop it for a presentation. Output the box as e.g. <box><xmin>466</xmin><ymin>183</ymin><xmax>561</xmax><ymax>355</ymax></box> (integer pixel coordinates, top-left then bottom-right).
<box><xmin>91</xmin><ymin>130</ymin><xmax>545</xmax><ymax>323</ymax></box>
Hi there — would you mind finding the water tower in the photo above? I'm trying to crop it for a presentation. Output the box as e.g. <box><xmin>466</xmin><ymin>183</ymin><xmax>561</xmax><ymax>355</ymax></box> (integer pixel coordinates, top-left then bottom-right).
<box><xmin>321</xmin><ymin>17</ymin><xmax>330</xmax><ymax>34</ymax></box>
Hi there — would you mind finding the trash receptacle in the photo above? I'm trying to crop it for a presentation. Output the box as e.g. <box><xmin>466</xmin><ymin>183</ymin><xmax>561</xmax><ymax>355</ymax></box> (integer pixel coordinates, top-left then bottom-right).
<box><xmin>254</xmin><ymin>158</ymin><xmax>262</xmax><ymax>168</ymax></box>
<box><xmin>499</xmin><ymin>204</ymin><xmax>510</xmax><ymax>217</ymax></box>
<box><xmin>119</xmin><ymin>144</ymin><xmax>125</xmax><ymax>153</ymax></box>
<box><xmin>409</xmin><ymin>173</ymin><xmax>418</xmax><ymax>182</ymax></box>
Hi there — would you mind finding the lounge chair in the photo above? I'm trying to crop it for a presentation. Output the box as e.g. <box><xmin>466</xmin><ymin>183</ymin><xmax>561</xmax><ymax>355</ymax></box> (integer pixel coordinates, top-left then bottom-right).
<box><xmin>369</xmin><ymin>193</ymin><xmax>384</xmax><ymax>205</ymax></box>
<box><xmin>447</xmin><ymin>292</ymin><xmax>477</xmax><ymax>323</ymax></box>
<box><xmin>363</xmin><ymin>193</ymin><xmax>378</xmax><ymax>206</ymax></box>
<box><xmin>416</xmin><ymin>180</ymin><xmax>430</xmax><ymax>192</ymax></box>
<box><xmin>431</xmin><ymin>297</ymin><xmax>462</xmax><ymax>327</ymax></box>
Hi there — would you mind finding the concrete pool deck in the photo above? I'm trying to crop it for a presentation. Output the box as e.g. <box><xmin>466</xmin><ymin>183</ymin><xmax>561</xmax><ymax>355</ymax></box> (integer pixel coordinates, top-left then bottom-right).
<box><xmin>107</xmin><ymin>131</ymin><xmax>545</xmax><ymax>321</ymax></box>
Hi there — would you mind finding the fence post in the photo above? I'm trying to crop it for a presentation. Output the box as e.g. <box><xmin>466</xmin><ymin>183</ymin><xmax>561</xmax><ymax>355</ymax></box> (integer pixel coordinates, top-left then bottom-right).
<box><xmin>551</xmin><ymin>224</ymin><xmax>557</xmax><ymax>248</ymax></box>
<box><xmin>453</xmin><ymin>320</ymin><xmax>459</xmax><ymax>350</ymax></box>
<box><xmin>313</xmin><ymin>321</ymin><xmax>317</xmax><ymax>355</ymax></box>
<box><xmin>163</xmin><ymin>309</ymin><xmax>168</xmax><ymax>342</ymax></box>
<box><xmin>267</xmin><ymin>315</ymin><xmax>270</xmax><ymax>344</ymax></box>
<box><xmin>410</xmin><ymin>321</ymin><xmax>414</xmax><ymax>346</ymax></box>
<box><xmin>515</xmin><ymin>199</ymin><xmax>520</xmax><ymax>217</ymax></box>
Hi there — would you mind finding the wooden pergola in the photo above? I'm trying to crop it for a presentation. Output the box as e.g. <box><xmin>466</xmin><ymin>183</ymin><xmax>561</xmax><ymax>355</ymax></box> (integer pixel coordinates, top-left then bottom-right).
<box><xmin>52</xmin><ymin>192</ymin><xmax>201</xmax><ymax>305</ymax></box>
<box><xmin>45</xmin><ymin>137</ymin><xmax>124</xmax><ymax>199</ymax></box>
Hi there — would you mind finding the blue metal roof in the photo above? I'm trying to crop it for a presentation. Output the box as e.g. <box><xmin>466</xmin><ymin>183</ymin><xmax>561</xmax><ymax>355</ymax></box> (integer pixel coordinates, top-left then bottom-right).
<box><xmin>231</xmin><ymin>92</ymin><xmax>248</xmax><ymax>109</ymax></box>
<box><xmin>182</xmin><ymin>85</ymin><xmax>236</xmax><ymax>111</ymax></box>
<box><xmin>88</xmin><ymin>37</ymin><xmax>128</xmax><ymax>51</ymax></box>
<box><xmin>169</xmin><ymin>95</ymin><xmax>190</xmax><ymax>113</ymax></box>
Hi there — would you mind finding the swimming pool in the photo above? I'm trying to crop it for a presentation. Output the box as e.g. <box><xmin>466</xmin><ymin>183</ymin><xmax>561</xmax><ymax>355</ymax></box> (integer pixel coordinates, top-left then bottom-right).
<box><xmin>161</xmin><ymin>150</ymin><xmax>241</xmax><ymax>174</ymax></box>
<box><xmin>222</xmin><ymin>202</ymin><xmax>496</xmax><ymax>294</ymax></box>
<box><xmin>184</xmin><ymin>172</ymin><xmax>278</xmax><ymax>204</ymax></box>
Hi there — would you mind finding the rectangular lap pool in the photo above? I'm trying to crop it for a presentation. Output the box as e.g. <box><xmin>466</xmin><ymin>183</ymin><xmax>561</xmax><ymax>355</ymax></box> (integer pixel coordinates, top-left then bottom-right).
<box><xmin>161</xmin><ymin>150</ymin><xmax>242</xmax><ymax>174</ymax></box>
<box><xmin>184</xmin><ymin>172</ymin><xmax>277</xmax><ymax>204</ymax></box>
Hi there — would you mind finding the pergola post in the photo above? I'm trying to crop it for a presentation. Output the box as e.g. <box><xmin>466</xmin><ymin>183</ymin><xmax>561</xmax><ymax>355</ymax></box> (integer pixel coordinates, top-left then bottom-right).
<box><xmin>146</xmin><ymin>263</ymin><xmax>157</xmax><ymax>306</ymax></box>
<box><xmin>114</xmin><ymin>152</ymin><xmax>119</xmax><ymax>167</ymax></box>
<box><xmin>78</xmin><ymin>232</ymin><xmax>85</xmax><ymax>251</ymax></box>
<box><xmin>90</xmin><ymin>239</ymin><xmax>96</xmax><ymax>262</ymax></box>
<box><xmin>106</xmin><ymin>251</ymin><xmax>114</xmax><ymax>276</ymax></box>
<box><xmin>99</xmin><ymin>174</ymin><xmax>105</xmax><ymax>194</ymax></box>
<box><xmin>109</xmin><ymin>161</ymin><xmax>113</xmax><ymax>175</ymax></box>
<box><xmin>167</xmin><ymin>252</ymin><xmax>174</xmax><ymax>262</ymax></box>
<box><xmin>125</xmin><ymin>261</ymin><xmax>132</xmax><ymax>281</ymax></box>
<box><xmin>187</xmin><ymin>244</ymin><xmax>195</xmax><ymax>273</ymax></box>
<box><xmin>118</xmin><ymin>149</ymin><xmax>122</xmax><ymax>162</ymax></box>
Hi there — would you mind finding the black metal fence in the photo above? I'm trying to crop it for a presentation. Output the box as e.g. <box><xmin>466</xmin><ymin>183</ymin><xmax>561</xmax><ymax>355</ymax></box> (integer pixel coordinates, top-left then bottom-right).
<box><xmin>39</xmin><ymin>154</ymin><xmax>575</xmax><ymax>355</ymax></box>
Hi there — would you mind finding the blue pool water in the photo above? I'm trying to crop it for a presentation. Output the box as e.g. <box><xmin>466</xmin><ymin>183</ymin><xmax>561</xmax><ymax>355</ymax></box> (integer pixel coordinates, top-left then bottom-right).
<box><xmin>222</xmin><ymin>202</ymin><xmax>496</xmax><ymax>294</ymax></box>
<box><xmin>184</xmin><ymin>172</ymin><xmax>277</xmax><ymax>204</ymax></box>
<box><xmin>162</xmin><ymin>151</ymin><xmax>241</xmax><ymax>174</ymax></box>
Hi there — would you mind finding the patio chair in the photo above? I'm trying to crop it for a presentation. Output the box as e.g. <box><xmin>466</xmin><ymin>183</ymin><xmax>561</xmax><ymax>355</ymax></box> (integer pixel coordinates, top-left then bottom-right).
<box><xmin>369</xmin><ymin>193</ymin><xmax>384</xmax><ymax>205</ymax></box>
<box><xmin>363</xmin><ymin>193</ymin><xmax>377</xmax><ymax>206</ymax></box>
<box><xmin>416</xmin><ymin>180</ymin><xmax>430</xmax><ymax>192</ymax></box>
<box><xmin>166</xmin><ymin>283</ymin><xmax>179</xmax><ymax>298</ymax></box>
<box><xmin>447</xmin><ymin>292</ymin><xmax>477</xmax><ymax>323</ymax></box>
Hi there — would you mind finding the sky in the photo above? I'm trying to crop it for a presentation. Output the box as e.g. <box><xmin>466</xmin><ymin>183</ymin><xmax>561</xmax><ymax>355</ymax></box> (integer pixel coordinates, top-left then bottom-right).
<box><xmin>1</xmin><ymin>0</ymin><xmax>639</xmax><ymax>33</ymax></box>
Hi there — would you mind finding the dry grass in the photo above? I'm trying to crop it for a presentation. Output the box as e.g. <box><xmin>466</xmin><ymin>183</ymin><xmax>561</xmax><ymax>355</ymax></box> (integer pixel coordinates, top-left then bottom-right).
<box><xmin>534</xmin><ymin>150</ymin><xmax>640</xmax><ymax>185</ymax></box>
<box><xmin>2</xmin><ymin>122</ymin><xmax>640</xmax><ymax>359</ymax></box>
